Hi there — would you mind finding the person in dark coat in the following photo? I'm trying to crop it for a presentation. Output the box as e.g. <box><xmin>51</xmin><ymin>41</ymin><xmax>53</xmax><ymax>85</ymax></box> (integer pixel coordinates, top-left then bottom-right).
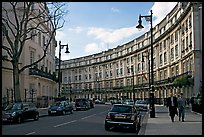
<box><xmin>166</xmin><ymin>93</ymin><xmax>178</xmax><ymax>122</ymax></box>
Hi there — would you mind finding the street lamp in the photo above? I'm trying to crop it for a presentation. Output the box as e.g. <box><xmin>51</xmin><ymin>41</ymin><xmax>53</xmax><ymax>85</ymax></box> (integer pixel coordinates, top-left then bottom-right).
<box><xmin>58</xmin><ymin>41</ymin><xmax>70</xmax><ymax>98</ymax></box>
<box><xmin>131</xmin><ymin>67</ymin><xmax>135</xmax><ymax>103</ymax></box>
<box><xmin>136</xmin><ymin>10</ymin><xmax>155</xmax><ymax>118</ymax></box>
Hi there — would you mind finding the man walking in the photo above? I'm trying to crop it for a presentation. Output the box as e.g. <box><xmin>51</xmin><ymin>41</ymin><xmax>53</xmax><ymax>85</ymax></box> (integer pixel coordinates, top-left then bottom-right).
<box><xmin>177</xmin><ymin>93</ymin><xmax>186</xmax><ymax>122</ymax></box>
<box><xmin>167</xmin><ymin>93</ymin><xmax>178</xmax><ymax>122</ymax></box>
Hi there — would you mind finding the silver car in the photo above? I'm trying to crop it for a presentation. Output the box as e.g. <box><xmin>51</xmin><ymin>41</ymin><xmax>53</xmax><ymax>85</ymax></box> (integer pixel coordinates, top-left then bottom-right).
<box><xmin>123</xmin><ymin>99</ymin><xmax>134</xmax><ymax>105</ymax></box>
<box><xmin>135</xmin><ymin>100</ymin><xmax>148</xmax><ymax>111</ymax></box>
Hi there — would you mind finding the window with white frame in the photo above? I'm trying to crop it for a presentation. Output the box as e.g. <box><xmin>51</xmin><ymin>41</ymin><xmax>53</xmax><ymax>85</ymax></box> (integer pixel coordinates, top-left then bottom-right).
<box><xmin>116</xmin><ymin>69</ymin><xmax>119</xmax><ymax>76</ymax></box>
<box><xmin>127</xmin><ymin>57</ymin><xmax>130</xmax><ymax>64</ymax></box>
<box><xmin>171</xmin><ymin>33</ymin><xmax>174</xmax><ymax>44</ymax></box>
<box><xmin>182</xmin><ymin>24</ymin><xmax>185</xmax><ymax>35</ymax></box>
<box><xmin>189</xmin><ymin>32</ymin><xmax>192</xmax><ymax>48</ymax></box>
<box><xmin>175</xmin><ymin>44</ymin><xmax>178</xmax><ymax>57</ymax></box>
<box><xmin>160</xmin><ymin>54</ymin><xmax>162</xmax><ymax>65</ymax></box>
<box><xmin>164</xmin><ymin>52</ymin><xmax>167</xmax><ymax>64</ymax></box>
<box><xmin>186</xmin><ymin>36</ymin><xmax>188</xmax><ymax>51</ymax></box>
<box><xmin>30</xmin><ymin>50</ymin><xmax>35</xmax><ymax>65</ymax></box>
<box><xmin>137</xmin><ymin>63</ymin><xmax>141</xmax><ymax>72</ymax></box>
<box><xmin>164</xmin><ymin>39</ymin><xmax>166</xmax><ymax>50</ymax></box>
<box><xmin>153</xmin><ymin>58</ymin><xmax>156</xmax><ymax>68</ymax></box>
<box><xmin>189</xmin><ymin>15</ymin><xmax>192</xmax><ymax>28</ymax></box>
<box><xmin>120</xmin><ymin>68</ymin><xmax>123</xmax><ymax>75</ymax></box>
<box><xmin>160</xmin><ymin>70</ymin><xmax>162</xmax><ymax>80</ymax></box>
<box><xmin>164</xmin><ymin>69</ymin><xmax>167</xmax><ymax>79</ymax></box>
<box><xmin>175</xmin><ymin>30</ymin><xmax>178</xmax><ymax>42</ymax></box>
<box><xmin>171</xmin><ymin>48</ymin><xmax>174</xmax><ymax>61</ymax></box>
<box><xmin>185</xmin><ymin>19</ymin><xmax>188</xmax><ymax>31</ymax></box>
<box><xmin>137</xmin><ymin>53</ymin><xmax>141</xmax><ymax>61</ymax></box>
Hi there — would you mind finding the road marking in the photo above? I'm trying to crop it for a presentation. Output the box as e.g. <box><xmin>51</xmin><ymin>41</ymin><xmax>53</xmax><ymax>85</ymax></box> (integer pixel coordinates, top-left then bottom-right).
<box><xmin>99</xmin><ymin>111</ymin><xmax>108</xmax><ymax>114</ymax></box>
<box><xmin>81</xmin><ymin>114</ymin><xmax>96</xmax><ymax>119</ymax></box>
<box><xmin>54</xmin><ymin>120</ymin><xmax>77</xmax><ymax>128</ymax></box>
<box><xmin>25</xmin><ymin>132</ymin><xmax>36</xmax><ymax>135</ymax></box>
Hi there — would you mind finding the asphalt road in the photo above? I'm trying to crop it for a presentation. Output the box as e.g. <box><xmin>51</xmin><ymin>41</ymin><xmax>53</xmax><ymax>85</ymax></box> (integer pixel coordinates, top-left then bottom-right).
<box><xmin>2</xmin><ymin>104</ymin><xmax>146</xmax><ymax>135</ymax></box>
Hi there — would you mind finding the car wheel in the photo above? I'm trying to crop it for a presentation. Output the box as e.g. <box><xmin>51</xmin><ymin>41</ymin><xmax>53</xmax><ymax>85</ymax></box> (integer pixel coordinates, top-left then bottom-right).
<box><xmin>34</xmin><ymin>113</ymin><xmax>39</xmax><ymax>120</ymax></box>
<box><xmin>16</xmin><ymin>116</ymin><xmax>22</xmax><ymax>124</ymax></box>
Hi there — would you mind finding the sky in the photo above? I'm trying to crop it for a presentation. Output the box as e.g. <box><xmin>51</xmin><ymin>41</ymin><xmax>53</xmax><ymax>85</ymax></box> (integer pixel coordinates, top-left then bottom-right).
<box><xmin>55</xmin><ymin>2</ymin><xmax>178</xmax><ymax>60</ymax></box>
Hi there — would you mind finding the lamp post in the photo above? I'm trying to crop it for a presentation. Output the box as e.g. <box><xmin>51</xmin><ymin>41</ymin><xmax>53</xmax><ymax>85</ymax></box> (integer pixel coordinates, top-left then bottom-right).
<box><xmin>131</xmin><ymin>67</ymin><xmax>135</xmax><ymax>103</ymax></box>
<box><xmin>136</xmin><ymin>10</ymin><xmax>155</xmax><ymax>118</ymax></box>
<box><xmin>58</xmin><ymin>41</ymin><xmax>70</xmax><ymax>98</ymax></box>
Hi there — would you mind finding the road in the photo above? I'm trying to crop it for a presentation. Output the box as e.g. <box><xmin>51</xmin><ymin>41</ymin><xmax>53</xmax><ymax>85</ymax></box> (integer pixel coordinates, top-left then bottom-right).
<box><xmin>2</xmin><ymin>104</ymin><xmax>146</xmax><ymax>135</ymax></box>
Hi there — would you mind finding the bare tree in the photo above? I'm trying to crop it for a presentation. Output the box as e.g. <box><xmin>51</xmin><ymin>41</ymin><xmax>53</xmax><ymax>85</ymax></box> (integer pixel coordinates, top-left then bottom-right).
<box><xmin>2</xmin><ymin>2</ymin><xmax>68</xmax><ymax>102</ymax></box>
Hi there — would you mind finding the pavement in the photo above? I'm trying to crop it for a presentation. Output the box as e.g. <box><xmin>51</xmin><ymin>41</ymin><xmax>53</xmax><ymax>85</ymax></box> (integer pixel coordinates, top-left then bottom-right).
<box><xmin>37</xmin><ymin>104</ymin><xmax>202</xmax><ymax>135</ymax></box>
<box><xmin>138</xmin><ymin>105</ymin><xmax>202</xmax><ymax>135</ymax></box>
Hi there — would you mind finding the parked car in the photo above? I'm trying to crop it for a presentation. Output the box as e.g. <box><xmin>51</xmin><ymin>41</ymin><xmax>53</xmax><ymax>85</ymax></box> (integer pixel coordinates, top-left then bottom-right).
<box><xmin>111</xmin><ymin>99</ymin><xmax>123</xmax><ymax>105</ymax></box>
<box><xmin>135</xmin><ymin>100</ymin><xmax>148</xmax><ymax>111</ymax></box>
<box><xmin>75</xmin><ymin>98</ymin><xmax>90</xmax><ymax>110</ymax></box>
<box><xmin>94</xmin><ymin>99</ymin><xmax>105</xmax><ymax>104</ymax></box>
<box><xmin>48</xmin><ymin>100</ymin><xmax>73</xmax><ymax>116</ymax></box>
<box><xmin>2</xmin><ymin>102</ymin><xmax>39</xmax><ymax>124</ymax></box>
<box><xmin>104</xmin><ymin>104</ymin><xmax>141</xmax><ymax>132</ymax></box>
<box><xmin>123</xmin><ymin>99</ymin><xmax>134</xmax><ymax>105</ymax></box>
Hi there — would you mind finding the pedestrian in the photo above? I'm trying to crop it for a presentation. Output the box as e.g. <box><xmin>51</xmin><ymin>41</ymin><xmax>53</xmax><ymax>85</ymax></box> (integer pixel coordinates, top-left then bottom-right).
<box><xmin>166</xmin><ymin>93</ymin><xmax>178</xmax><ymax>122</ymax></box>
<box><xmin>177</xmin><ymin>93</ymin><xmax>186</xmax><ymax>122</ymax></box>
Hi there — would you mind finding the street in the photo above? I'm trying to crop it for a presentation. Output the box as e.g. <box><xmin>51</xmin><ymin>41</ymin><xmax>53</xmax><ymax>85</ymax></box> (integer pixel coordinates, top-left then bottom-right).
<box><xmin>2</xmin><ymin>104</ymin><xmax>146</xmax><ymax>135</ymax></box>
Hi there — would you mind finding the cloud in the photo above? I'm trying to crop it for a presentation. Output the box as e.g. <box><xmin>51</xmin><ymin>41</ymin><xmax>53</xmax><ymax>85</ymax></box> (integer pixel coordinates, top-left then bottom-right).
<box><xmin>111</xmin><ymin>7</ymin><xmax>119</xmax><ymax>13</ymax></box>
<box><xmin>87</xmin><ymin>26</ymin><xmax>143</xmax><ymax>44</ymax></box>
<box><xmin>67</xmin><ymin>27</ymin><xmax>83</xmax><ymax>33</ymax></box>
<box><xmin>151</xmin><ymin>2</ymin><xmax>178</xmax><ymax>27</ymax></box>
<box><xmin>84</xmin><ymin>43</ymin><xmax>100</xmax><ymax>53</ymax></box>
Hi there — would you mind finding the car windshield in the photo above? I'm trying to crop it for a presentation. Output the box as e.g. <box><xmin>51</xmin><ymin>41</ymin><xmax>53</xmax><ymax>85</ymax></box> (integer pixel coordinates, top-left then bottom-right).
<box><xmin>111</xmin><ymin>105</ymin><xmax>132</xmax><ymax>113</ymax></box>
<box><xmin>4</xmin><ymin>103</ymin><xmax>22</xmax><ymax>110</ymax></box>
<box><xmin>136</xmin><ymin>100</ymin><xmax>147</xmax><ymax>104</ymax></box>
<box><xmin>52</xmin><ymin>102</ymin><xmax>62</xmax><ymax>106</ymax></box>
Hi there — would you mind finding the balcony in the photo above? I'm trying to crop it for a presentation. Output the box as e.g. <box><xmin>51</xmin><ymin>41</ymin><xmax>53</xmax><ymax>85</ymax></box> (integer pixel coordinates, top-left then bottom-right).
<box><xmin>29</xmin><ymin>67</ymin><xmax>57</xmax><ymax>82</ymax></box>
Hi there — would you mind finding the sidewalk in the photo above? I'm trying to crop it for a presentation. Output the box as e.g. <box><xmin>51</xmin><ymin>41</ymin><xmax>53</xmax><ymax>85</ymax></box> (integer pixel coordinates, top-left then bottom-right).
<box><xmin>139</xmin><ymin>105</ymin><xmax>202</xmax><ymax>135</ymax></box>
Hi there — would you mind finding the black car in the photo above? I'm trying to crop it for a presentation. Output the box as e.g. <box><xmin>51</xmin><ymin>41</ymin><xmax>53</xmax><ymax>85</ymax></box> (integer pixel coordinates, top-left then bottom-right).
<box><xmin>75</xmin><ymin>98</ymin><xmax>90</xmax><ymax>110</ymax></box>
<box><xmin>48</xmin><ymin>101</ymin><xmax>73</xmax><ymax>116</ymax></box>
<box><xmin>104</xmin><ymin>104</ymin><xmax>141</xmax><ymax>132</ymax></box>
<box><xmin>2</xmin><ymin>102</ymin><xmax>39</xmax><ymax>124</ymax></box>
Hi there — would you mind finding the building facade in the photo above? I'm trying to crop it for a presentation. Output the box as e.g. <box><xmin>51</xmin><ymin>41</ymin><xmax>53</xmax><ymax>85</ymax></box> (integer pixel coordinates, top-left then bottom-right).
<box><xmin>59</xmin><ymin>2</ymin><xmax>202</xmax><ymax>103</ymax></box>
<box><xmin>2</xmin><ymin>2</ymin><xmax>57</xmax><ymax>107</ymax></box>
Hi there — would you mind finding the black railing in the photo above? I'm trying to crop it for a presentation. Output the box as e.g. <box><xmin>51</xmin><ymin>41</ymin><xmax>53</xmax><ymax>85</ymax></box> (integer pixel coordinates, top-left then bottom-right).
<box><xmin>29</xmin><ymin>68</ymin><xmax>57</xmax><ymax>82</ymax></box>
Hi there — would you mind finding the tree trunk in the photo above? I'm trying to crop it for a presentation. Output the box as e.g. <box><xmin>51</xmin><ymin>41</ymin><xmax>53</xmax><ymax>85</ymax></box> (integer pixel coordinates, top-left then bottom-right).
<box><xmin>13</xmin><ymin>64</ymin><xmax>21</xmax><ymax>102</ymax></box>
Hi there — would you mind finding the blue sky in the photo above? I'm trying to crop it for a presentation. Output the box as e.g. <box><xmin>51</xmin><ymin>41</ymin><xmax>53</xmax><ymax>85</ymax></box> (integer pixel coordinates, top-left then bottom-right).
<box><xmin>55</xmin><ymin>2</ymin><xmax>177</xmax><ymax>60</ymax></box>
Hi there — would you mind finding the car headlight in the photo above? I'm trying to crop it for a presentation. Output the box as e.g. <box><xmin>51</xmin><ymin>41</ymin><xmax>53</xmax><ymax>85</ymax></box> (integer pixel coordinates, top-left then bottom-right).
<box><xmin>11</xmin><ymin>112</ymin><xmax>16</xmax><ymax>117</ymax></box>
<box><xmin>57</xmin><ymin>107</ymin><xmax>62</xmax><ymax>111</ymax></box>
